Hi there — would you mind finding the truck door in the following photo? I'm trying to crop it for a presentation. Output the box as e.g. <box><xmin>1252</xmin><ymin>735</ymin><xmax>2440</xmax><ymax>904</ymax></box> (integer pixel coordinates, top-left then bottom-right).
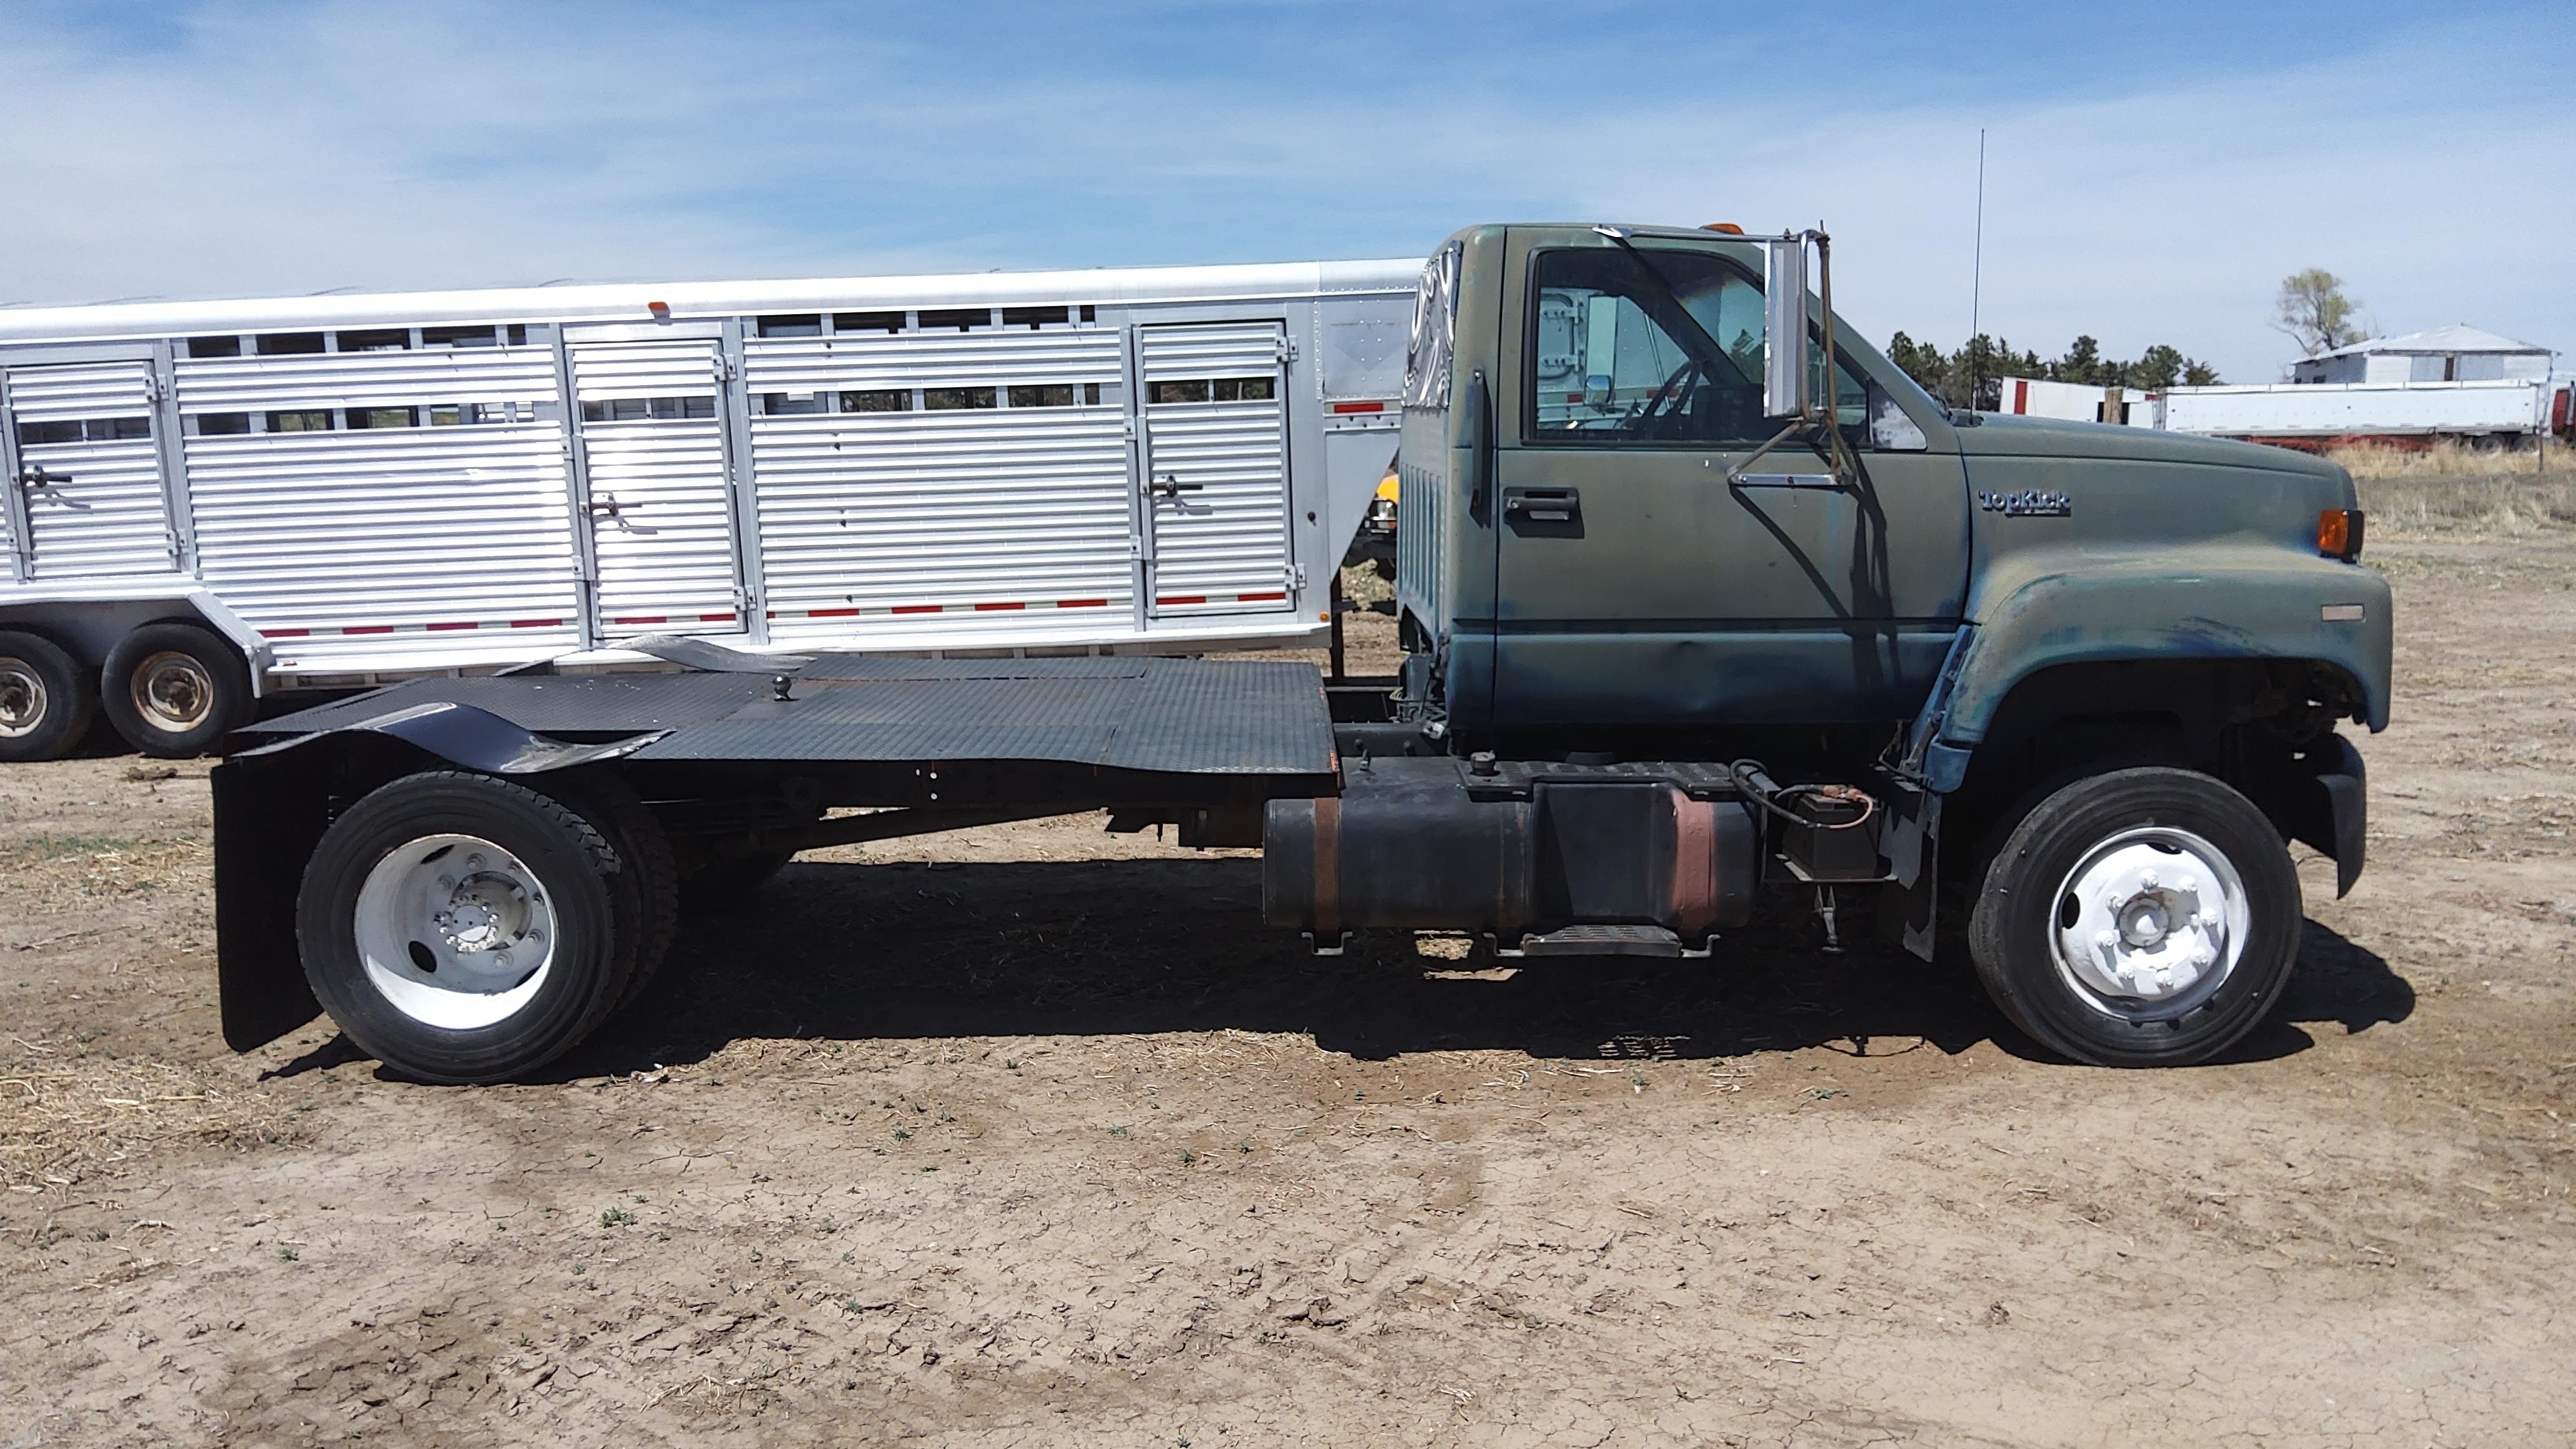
<box><xmin>1488</xmin><ymin>233</ymin><xmax>1967</xmax><ymax>726</ymax></box>
<box><xmin>2</xmin><ymin>359</ymin><xmax>180</xmax><ymax>579</ymax></box>
<box><xmin>1138</xmin><ymin>322</ymin><xmax>1294</xmax><ymax>617</ymax></box>
<box><xmin>566</xmin><ymin>333</ymin><xmax>746</xmax><ymax>638</ymax></box>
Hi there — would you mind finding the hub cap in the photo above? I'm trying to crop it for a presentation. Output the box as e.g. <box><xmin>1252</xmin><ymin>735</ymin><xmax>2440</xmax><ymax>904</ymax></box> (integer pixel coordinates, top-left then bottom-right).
<box><xmin>2049</xmin><ymin>826</ymin><xmax>2248</xmax><ymax>1018</ymax></box>
<box><xmin>353</xmin><ymin>834</ymin><xmax>557</xmax><ymax>1030</ymax></box>
<box><xmin>130</xmin><ymin>650</ymin><xmax>216</xmax><ymax>733</ymax></box>
<box><xmin>0</xmin><ymin>658</ymin><xmax>44</xmax><ymax>739</ymax></box>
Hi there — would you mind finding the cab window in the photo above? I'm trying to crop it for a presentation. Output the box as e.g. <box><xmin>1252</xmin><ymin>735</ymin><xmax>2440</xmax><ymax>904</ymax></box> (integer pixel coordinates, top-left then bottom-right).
<box><xmin>1526</xmin><ymin>246</ymin><xmax>1867</xmax><ymax>446</ymax></box>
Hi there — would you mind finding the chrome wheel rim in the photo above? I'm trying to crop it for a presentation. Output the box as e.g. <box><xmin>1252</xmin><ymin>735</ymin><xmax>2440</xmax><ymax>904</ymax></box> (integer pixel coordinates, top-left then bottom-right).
<box><xmin>2049</xmin><ymin>825</ymin><xmax>2248</xmax><ymax>1020</ymax></box>
<box><xmin>353</xmin><ymin>833</ymin><xmax>557</xmax><ymax>1030</ymax></box>
<box><xmin>0</xmin><ymin>659</ymin><xmax>44</xmax><ymax>739</ymax></box>
<box><xmin>130</xmin><ymin>650</ymin><xmax>215</xmax><ymax>733</ymax></box>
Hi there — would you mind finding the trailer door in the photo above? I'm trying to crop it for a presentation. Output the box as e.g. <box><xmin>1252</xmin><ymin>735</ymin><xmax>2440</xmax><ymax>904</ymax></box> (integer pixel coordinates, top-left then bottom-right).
<box><xmin>566</xmin><ymin>336</ymin><xmax>745</xmax><ymax>637</ymax></box>
<box><xmin>1138</xmin><ymin>323</ymin><xmax>1294</xmax><ymax>617</ymax></box>
<box><xmin>3</xmin><ymin>359</ymin><xmax>178</xmax><ymax>578</ymax></box>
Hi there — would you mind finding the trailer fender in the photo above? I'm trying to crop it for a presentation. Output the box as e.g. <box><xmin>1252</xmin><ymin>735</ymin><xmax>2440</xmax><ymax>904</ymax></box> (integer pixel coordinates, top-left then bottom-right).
<box><xmin>1938</xmin><ymin>545</ymin><xmax>2392</xmax><ymax>755</ymax></box>
<box><xmin>212</xmin><ymin>703</ymin><xmax>665</xmax><ymax>1051</ymax></box>
<box><xmin>0</xmin><ymin>586</ymin><xmax>273</xmax><ymax>693</ymax></box>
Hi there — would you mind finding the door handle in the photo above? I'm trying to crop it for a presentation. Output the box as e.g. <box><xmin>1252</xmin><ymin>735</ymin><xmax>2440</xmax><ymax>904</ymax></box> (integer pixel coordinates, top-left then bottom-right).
<box><xmin>1501</xmin><ymin>486</ymin><xmax>1580</xmax><ymax>524</ymax></box>
<box><xmin>1149</xmin><ymin>473</ymin><xmax>1204</xmax><ymax>499</ymax></box>
<box><xmin>587</xmin><ymin>494</ymin><xmax>623</xmax><ymax>519</ymax></box>
<box><xmin>16</xmin><ymin>464</ymin><xmax>69</xmax><ymax>490</ymax></box>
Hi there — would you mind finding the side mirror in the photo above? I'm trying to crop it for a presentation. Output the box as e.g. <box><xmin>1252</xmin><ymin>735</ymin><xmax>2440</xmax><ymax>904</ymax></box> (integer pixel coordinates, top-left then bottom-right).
<box><xmin>1762</xmin><ymin>237</ymin><xmax>1810</xmax><ymax>419</ymax></box>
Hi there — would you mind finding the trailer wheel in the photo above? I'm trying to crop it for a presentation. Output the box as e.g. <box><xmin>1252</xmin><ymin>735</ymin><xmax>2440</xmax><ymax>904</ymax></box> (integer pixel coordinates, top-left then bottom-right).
<box><xmin>100</xmin><ymin>622</ymin><xmax>251</xmax><ymax>758</ymax></box>
<box><xmin>296</xmin><ymin>771</ymin><xmax>641</xmax><ymax>1084</ymax></box>
<box><xmin>1968</xmin><ymin>767</ymin><xmax>2300</xmax><ymax>1068</ymax></box>
<box><xmin>0</xmin><ymin>630</ymin><xmax>97</xmax><ymax>764</ymax></box>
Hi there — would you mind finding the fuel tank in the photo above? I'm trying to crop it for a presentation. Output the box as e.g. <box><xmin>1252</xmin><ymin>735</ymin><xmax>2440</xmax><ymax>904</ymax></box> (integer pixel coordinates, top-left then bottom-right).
<box><xmin>1263</xmin><ymin>757</ymin><xmax>1756</xmax><ymax>939</ymax></box>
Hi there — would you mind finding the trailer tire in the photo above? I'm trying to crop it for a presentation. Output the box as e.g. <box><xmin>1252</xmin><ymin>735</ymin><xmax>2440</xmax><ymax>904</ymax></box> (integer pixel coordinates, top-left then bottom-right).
<box><xmin>296</xmin><ymin>771</ymin><xmax>641</xmax><ymax>1084</ymax></box>
<box><xmin>0</xmin><ymin>630</ymin><xmax>97</xmax><ymax>764</ymax></box>
<box><xmin>1968</xmin><ymin>766</ymin><xmax>2300</xmax><ymax>1068</ymax></box>
<box><xmin>100</xmin><ymin>622</ymin><xmax>251</xmax><ymax>758</ymax></box>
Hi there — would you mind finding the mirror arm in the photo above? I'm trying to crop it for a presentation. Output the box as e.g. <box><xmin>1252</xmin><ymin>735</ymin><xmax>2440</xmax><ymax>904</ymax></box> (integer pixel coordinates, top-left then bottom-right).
<box><xmin>1731</xmin><ymin>227</ymin><xmax>1865</xmax><ymax>490</ymax></box>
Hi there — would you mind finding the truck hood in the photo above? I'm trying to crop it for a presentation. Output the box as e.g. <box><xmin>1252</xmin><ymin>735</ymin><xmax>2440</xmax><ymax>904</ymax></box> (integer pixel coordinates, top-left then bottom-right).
<box><xmin>1956</xmin><ymin>412</ymin><xmax>2343</xmax><ymax>482</ymax></box>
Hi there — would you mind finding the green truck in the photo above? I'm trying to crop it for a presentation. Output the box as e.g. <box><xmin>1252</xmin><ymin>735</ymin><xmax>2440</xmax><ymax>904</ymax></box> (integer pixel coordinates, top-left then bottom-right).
<box><xmin>210</xmin><ymin>221</ymin><xmax>2387</xmax><ymax>1082</ymax></box>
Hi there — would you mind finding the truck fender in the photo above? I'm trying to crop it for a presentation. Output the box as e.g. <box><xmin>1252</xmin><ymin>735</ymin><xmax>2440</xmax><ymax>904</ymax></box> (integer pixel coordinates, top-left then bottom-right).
<box><xmin>212</xmin><ymin>703</ymin><xmax>665</xmax><ymax>1051</ymax></box>
<box><xmin>1938</xmin><ymin>545</ymin><xmax>2392</xmax><ymax>753</ymax></box>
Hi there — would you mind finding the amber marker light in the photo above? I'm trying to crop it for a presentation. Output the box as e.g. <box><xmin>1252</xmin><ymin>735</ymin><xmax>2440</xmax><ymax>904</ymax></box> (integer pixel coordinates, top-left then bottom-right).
<box><xmin>2317</xmin><ymin>509</ymin><xmax>2364</xmax><ymax>562</ymax></box>
<box><xmin>1700</xmin><ymin>223</ymin><xmax>1745</xmax><ymax>234</ymax></box>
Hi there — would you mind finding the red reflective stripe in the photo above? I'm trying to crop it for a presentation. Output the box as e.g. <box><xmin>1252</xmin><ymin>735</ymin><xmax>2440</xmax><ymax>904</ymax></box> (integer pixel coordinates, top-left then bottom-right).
<box><xmin>1238</xmin><ymin>592</ymin><xmax>1287</xmax><ymax>602</ymax></box>
<box><xmin>343</xmin><ymin>625</ymin><xmax>394</xmax><ymax>635</ymax></box>
<box><xmin>700</xmin><ymin>612</ymin><xmax>736</xmax><ymax>623</ymax></box>
<box><xmin>1157</xmin><ymin>595</ymin><xmax>1207</xmax><ymax>605</ymax></box>
<box><xmin>1056</xmin><ymin>598</ymin><xmax>1108</xmax><ymax>608</ymax></box>
<box><xmin>612</xmin><ymin>615</ymin><xmax>667</xmax><ymax>625</ymax></box>
<box><xmin>974</xmin><ymin>601</ymin><xmax>1025</xmax><ymax>612</ymax></box>
<box><xmin>262</xmin><ymin>628</ymin><xmax>310</xmax><ymax>638</ymax></box>
<box><xmin>891</xmin><ymin>605</ymin><xmax>940</xmax><ymax>615</ymax></box>
<box><xmin>426</xmin><ymin>621</ymin><xmax>478</xmax><ymax>632</ymax></box>
<box><xmin>1330</xmin><ymin>401</ymin><xmax>1384</xmax><ymax>414</ymax></box>
<box><xmin>510</xmin><ymin>619</ymin><xmax>562</xmax><ymax>629</ymax></box>
<box><xmin>809</xmin><ymin>607</ymin><xmax>861</xmax><ymax>618</ymax></box>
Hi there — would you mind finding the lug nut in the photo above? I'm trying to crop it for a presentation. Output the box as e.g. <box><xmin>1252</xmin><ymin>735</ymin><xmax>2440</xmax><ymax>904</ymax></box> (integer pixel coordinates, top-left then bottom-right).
<box><xmin>2139</xmin><ymin>870</ymin><xmax>2159</xmax><ymax>889</ymax></box>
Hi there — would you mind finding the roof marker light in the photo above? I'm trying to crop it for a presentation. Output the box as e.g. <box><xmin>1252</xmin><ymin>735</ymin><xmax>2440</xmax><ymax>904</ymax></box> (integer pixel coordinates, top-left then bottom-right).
<box><xmin>646</xmin><ymin>300</ymin><xmax>671</xmax><ymax>320</ymax></box>
<box><xmin>1701</xmin><ymin>223</ymin><xmax>1745</xmax><ymax>235</ymax></box>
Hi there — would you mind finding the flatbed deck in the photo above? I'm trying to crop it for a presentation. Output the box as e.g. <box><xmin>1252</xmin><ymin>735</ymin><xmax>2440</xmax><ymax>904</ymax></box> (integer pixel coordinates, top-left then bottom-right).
<box><xmin>235</xmin><ymin>655</ymin><xmax>1341</xmax><ymax>783</ymax></box>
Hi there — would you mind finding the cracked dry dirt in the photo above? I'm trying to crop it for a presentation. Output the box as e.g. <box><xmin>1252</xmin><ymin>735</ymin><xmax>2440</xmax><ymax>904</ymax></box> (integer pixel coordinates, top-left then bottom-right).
<box><xmin>2</xmin><ymin>542</ymin><xmax>2572</xmax><ymax>1447</ymax></box>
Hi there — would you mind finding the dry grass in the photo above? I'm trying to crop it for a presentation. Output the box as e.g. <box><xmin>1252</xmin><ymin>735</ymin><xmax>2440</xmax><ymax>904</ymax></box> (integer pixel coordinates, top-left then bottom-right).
<box><xmin>0</xmin><ymin>1035</ymin><xmax>300</xmax><ymax>1193</ymax></box>
<box><xmin>2330</xmin><ymin>439</ymin><xmax>2576</xmax><ymax>536</ymax></box>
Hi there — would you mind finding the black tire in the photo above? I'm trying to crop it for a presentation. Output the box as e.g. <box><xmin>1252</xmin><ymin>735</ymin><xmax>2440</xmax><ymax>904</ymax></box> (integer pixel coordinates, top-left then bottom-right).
<box><xmin>543</xmin><ymin>769</ymin><xmax>678</xmax><ymax>1010</ymax></box>
<box><xmin>100</xmin><ymin>622</ymin><xmax>253</xmax><ymax>758</ymax></box>
<box><xmin>0</xmin><ymin>630</ymin><xmax>97</xmax><ymax>763</ymax></box>
<box><xmin>1967</xmin><ymin>766</ymin><xmax>2301</xmax><ymax>1068</ymax></box>
<box><xmin>296</xmin><ymin>771</ymin><xmax>643</xmax><ymax>1083</ymax></box>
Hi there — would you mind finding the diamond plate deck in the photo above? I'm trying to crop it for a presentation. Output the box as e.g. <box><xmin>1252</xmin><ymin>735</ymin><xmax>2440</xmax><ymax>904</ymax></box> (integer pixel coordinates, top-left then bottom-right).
<box><xmin>241</xmin><ymin>656</ymin><xmax>1337</xmax><ymax>778</ymax></box>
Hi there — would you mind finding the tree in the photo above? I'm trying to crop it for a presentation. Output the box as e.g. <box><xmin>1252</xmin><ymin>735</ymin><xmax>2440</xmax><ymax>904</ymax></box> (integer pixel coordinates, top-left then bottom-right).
<box><xmin>2051</xmin><ymin>335</ymin><xmax>2108</xmax><ymax>386</ymax></box>
<box><xmin>2128</xmin><ymin>344</ymin><xmax>2188</xmax><ymax>390</ymax></box>
<box><xmin>2275</xmin><ymin>268</ymin><xmax>2362</xmax><ymax>356</ymax></box>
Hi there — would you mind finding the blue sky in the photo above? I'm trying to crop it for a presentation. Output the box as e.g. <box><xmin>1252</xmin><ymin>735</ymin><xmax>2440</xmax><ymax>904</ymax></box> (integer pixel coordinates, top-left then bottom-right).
<box><xmin>2</xmin><ymin>1</ymin><xmax>2570</xmax><ymax>383</ymax></box>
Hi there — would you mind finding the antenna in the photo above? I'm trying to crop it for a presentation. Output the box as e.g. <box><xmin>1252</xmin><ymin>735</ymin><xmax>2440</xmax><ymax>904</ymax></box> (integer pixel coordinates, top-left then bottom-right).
<box><xmin>1968</xmin><ymin>128</ymin><xmax>1986</xmax><ymax>411</ymax></box>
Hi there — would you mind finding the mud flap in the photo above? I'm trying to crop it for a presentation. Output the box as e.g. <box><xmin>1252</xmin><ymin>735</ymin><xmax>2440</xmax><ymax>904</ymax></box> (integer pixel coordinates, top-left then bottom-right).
<box><xmin>212</xmin><ymin>756</ymin><xmax>328</xmax><ymax>1051</ymax></box>
<box><xmin>2260</xmin><ymin>734</ymin><xmax>2366</xmax><ymax>899</ymax></box>
<box><xmin>1877</xmin><ymin>783</ymin><xmax>1942</xmax><ymax>960</ymax></box>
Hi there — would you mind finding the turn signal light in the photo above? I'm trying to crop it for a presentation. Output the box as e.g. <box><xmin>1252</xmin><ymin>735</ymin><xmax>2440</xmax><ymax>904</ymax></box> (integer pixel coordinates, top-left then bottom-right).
<box><xmin>2318</xmin><ymin>508</ymin><xmax>2364</xmax><ymax>561</ymax></box>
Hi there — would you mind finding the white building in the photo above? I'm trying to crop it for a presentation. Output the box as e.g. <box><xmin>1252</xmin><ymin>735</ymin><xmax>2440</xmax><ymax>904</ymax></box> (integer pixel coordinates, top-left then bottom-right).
<box><xmin>2291</xmin><ymin>324</ymin><xmax>2552</xmax><ymax>385</ymax></box>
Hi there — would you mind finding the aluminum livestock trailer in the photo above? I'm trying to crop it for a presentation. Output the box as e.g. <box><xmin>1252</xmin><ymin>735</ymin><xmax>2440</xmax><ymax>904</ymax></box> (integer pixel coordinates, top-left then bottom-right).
<box><xmin>0</xmin><ymin>258</ymin><xmax>1417</xmax><ymax>761</ymax></box>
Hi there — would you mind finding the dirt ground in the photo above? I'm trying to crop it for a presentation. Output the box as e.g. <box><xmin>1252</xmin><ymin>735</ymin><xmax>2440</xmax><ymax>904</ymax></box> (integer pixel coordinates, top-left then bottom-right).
<box><xmin>3</xmin><ymin>542</ymin><xmax>2572</xmax><ymax>1448</ymax></box>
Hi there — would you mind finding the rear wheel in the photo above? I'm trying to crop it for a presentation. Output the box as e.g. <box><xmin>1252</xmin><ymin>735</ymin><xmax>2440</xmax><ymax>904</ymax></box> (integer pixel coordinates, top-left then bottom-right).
<box><xmin>100</xmin><ymin>622</ymin><xmax>251</xmax><ymax>758</ymax></box>
<box><xmin>296</xmin><ymin>771</ymin><xmax>641</xmax><ymax>1083</ymax></box>
<box><xmin>1968</xmin><ymin>767</ymin><xmax>2300</xmax><ymax>1067</ymax></box>
<box><xmin>0</xmin><ymin>630</ymin><xmax>96</xmax><ymax>764</ymax></box>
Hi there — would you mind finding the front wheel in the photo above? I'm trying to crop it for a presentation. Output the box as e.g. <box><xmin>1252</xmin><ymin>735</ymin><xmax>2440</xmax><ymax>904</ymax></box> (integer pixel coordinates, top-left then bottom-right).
<box><xmin>1968</xmin><ymin>767</ymin><xmax>2301</xmax><ymax>1067</ymax></box>
<box><xmin>296</xmin><ymin>771</ymin><xmax>643</xmax><ymax>1083</ymax></box>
